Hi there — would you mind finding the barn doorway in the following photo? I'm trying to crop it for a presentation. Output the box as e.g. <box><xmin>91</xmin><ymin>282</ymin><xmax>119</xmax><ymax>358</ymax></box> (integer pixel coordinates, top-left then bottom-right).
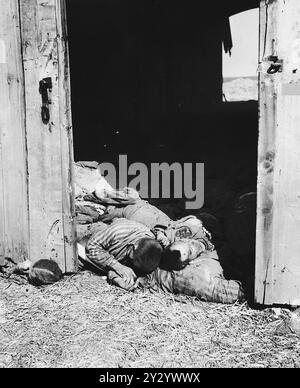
<box><xmin>223</xmin><ymin>8</ymin><xmax>259</xmax><ymax>102</ymax></box>
<box><xmin>66</xmin><ymin>0</ymin><xmax>259</xmax><ymax>283</ymax></box>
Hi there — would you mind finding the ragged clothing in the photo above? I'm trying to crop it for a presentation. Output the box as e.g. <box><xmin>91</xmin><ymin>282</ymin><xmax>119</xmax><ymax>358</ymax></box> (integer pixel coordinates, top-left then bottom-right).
<box><xmin>74</xmin><ymin>161</ymin><xmax>113</xmax><ymax>198</ymax></box>
<box><xmin>102</xmin><ymin>200</ymin><xmax>170</xmax><ymax>228</ymax></box>
<box><xmin>142</xmin><ymin>250</ymin><xmax>244</xmax><ymax>303</ymax></box>
<box><xmin>75</xmin><ymin>201</ymin><xmax>106</xmax><ymax>225</ymax></box>
<box><xmin>102</xmin><ymin>200</ymin><xmax>213</xmax><ymax>250</ymax></box>
<box><xmin>156</xmin><ymin>216</ymin><xmax>214</xmax><ymax>250</ymax></box>
<box><xmin>108</xmin><ymin>250</ymin><xmax>244</xmax><ymax>304</ymax></box>
<box><xmin>76</xmin><ymin>221</ymin><xmax>108</xmax><ymax>246</ymax></box>
<box><xmin>94</xmin><ymin>187</ymin><xmax>141</xmax><ymax>206</ymax></box>
<box><xmin>86</xmin><ymin>218</ymin><xmax>155</xmax><ymax>273</ymax></box>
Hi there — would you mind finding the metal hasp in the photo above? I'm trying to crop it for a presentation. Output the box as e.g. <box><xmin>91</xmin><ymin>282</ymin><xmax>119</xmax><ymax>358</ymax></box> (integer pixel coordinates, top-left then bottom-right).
<box><xmin>39</xmin><ymin>77</ymin><xmax>52</xmax><ymax>124</ymax></box>
<box><xmin>264</xmin><ymin>55</ymin><xmax>283</xmax><ymax>74</ymax></box>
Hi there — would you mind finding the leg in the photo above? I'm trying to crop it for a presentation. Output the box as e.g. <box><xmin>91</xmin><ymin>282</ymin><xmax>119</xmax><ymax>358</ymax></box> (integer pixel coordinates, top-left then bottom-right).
<box><xmin>173</xmin><ymin>251</ymin><xmax>245</xmax><ymax>303</ymax></box>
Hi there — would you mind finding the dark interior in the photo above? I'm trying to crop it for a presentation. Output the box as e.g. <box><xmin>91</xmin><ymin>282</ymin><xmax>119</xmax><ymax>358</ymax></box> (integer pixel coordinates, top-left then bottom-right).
<box><xmin>66</xmin><ymin>0</ymin><xmax>259</xmax><ymax>283</ymax></box>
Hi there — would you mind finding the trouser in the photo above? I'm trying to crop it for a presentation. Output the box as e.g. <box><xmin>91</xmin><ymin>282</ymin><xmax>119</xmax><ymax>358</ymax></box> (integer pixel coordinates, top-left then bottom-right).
<box><xmin>141</xmin><ymin>250</ymin><xmax>244</xmax><ymax>304</ymax></box>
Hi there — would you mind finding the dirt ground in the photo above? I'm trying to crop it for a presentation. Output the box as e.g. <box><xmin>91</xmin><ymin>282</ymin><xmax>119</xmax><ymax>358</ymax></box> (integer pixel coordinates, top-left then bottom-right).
<box><xmin>0</xmin><ymin>270</ymin><xmax>300</xmax><ymax>368</ymax></box>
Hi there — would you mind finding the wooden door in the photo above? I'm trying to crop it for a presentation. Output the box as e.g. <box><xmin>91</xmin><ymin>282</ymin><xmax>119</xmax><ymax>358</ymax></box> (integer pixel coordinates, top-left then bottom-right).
<box><xmin>0</xmin><ymin>0</ymin><xmax>29</xmax><ymax>266</ymax></box>
<box><xmin>0</xmin><ymin>0</ymin><xmax>77</xmax><ymax>272</ymax></box>
<box><xmin>256</xmin><ymin>0</ymin><xmax>300</xmax><ymax>305</ymax></box>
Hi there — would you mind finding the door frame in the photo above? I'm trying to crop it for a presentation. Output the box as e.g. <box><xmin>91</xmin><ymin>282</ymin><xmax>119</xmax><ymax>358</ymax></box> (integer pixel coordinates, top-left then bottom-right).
<box><xmin>255</xmin><ymin>0</ymin><xmax>300</xmax><ymax>306</ymax></box>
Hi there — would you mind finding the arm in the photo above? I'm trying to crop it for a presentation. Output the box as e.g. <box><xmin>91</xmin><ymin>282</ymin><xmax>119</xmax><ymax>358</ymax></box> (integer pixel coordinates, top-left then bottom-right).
<box><xmin>151</xmin><ymin>225</ymin><xmax>170</xmax><ymax>247</ymax></box>
<box><xmin>86</xmin><ymin>230</ymin><xmax>137</xmax><ymax>284</ymax></box>
<box><xmin>107</xmin><ymin>270</ymin><xmax>139</xmax><ymax>291</ymax></box>
<box><xmin>86</xmin><ymin>235</ymin><xmax>120</xmax><ymax>272</ymax></box>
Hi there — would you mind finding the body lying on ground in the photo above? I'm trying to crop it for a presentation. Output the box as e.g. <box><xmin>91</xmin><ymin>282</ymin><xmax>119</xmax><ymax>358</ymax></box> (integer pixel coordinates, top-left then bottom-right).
<box><xmin>100</xmin><ymin>199</ymin><xmax>214</xmax><ymax>249</ymax></box>
<box><xmin>141</xmin><ymin>249</ymin><xmax>244</xmax><ymax>304</ymax></box>
<box><xmin>85</xmin><ymin>219</ymin><xmax>245</xmax><ymax>304</ymax></box>
<box><xmin>86</xmin><ymin>218</ymin><xmax>163</xmax><ymax>288</ymax></box>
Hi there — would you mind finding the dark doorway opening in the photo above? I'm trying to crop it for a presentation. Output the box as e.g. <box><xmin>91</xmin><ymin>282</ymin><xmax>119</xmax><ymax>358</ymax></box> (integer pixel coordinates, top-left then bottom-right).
<box><xmin>66</xmin><ymin>0</ymin><xmax>259</xmax><ymax>282</ymax></box>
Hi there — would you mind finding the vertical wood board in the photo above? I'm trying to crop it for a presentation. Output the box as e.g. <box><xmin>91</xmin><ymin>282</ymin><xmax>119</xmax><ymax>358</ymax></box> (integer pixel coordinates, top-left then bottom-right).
<box><xmin>256</xmin><ymin>0</ymin><xmax>300</xmax><ymax>305</ymax></box>
<box><xmin>19</xmin><ymin>0</ymin><xmax>76</xmax><ymax>271</ymax></box>
<box><xmin>0</xmin><ymin>0</ymin><xmax>29</xmax><ymax>264</ymax></box>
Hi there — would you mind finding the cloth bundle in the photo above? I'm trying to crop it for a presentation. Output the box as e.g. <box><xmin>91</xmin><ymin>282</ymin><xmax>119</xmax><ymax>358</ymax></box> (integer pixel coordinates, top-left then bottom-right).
<box><xmin>75</xmin><ymin>201</ymin><xmax>106</xmax><ymax>225</ymax></box>
<box><xmin>94</xmin><ymin>185</ymin><xmax>140</xmax><ymax>206</ymax></box>
<box><xmin>74</xmin><ymin>161</ymin><xmax>113</xmax><ymax>198</ymax></box>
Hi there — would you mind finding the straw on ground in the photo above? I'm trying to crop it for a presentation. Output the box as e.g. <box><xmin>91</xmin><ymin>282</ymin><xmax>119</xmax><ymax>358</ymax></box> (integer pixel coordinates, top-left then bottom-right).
<box><xmin>0</xmin><ymin>271</ymin><xmax>299</xmax><ymax>368</ymax></box>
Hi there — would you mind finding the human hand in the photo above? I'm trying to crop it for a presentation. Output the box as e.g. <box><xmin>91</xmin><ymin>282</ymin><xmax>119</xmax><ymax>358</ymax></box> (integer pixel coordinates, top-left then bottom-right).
<box><xmin>108</xmin><ymin>270</ymin><xmax>139</xmax><ymax>291</ymax></box>
<box><xmin>112</xmin><ymin>263</ymin><xmax>137</xmax><ymax>287</ymax></box>
<box><xmin>155</xmin><ymin>230</ymin><xmax>170</xmax><ymax>248</ymax></box>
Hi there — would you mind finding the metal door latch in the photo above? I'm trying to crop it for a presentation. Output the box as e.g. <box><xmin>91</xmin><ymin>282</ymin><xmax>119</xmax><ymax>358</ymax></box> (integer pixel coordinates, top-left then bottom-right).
<box><xmin>264</xmin><ymin>55</ymin><xmax>283</xmax><ymax>74</ymax></box>
<box><xmin>39</xmin><ymin>77</ymin><xmax>52</xmax><ymax>124</ymax></box>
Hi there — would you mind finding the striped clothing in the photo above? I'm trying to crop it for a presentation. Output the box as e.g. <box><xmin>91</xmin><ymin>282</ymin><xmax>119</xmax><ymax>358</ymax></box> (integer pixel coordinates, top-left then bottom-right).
<box><xmin>139</xmin><ymin>250</ymin><xmax>244</xmax><ymax>304</ymax></box>
<box><xmin>86</xmin><ymin>218</ymin><xmax>155</xmax><ymax>272</ymax></box>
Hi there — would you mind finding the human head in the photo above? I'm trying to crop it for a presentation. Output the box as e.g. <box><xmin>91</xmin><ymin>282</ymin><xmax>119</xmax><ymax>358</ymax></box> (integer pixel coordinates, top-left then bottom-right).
<box><xmin>160</xmin><ymin>239</ymin><xmax>203</xmax><ymax>271</ymax></box>
<box><xmin>129</xmin><ymin>238</ymin><xmax>163</xmax><ymax>275</ymax></box>
<box><xmin>28</xmin><ymin>259</ymin><xmax>63</xmax><ymax>286</ymax></box>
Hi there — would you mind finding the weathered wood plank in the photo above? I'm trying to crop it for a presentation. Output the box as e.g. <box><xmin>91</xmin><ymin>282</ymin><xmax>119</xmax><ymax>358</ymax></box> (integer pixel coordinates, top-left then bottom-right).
<box><xmin>256</xmin><ymin>0</ymin><xmax>300</xmax><ymax>305</ymax></box>
<box><xmin>56</xmin><ymin>0</ymin><xmax>77</xmax><ymax>272</ymax></box>
<box><xmin>19</xmin><ymin>0</ymin><xmax>76</xmax><ymax>271</ymax></box>
<box><xmin>0</xmin><ymin>0</ymin><xmax>29</xmax><ymax>264</ymax></box>
<box><xmin>268</xmin><ymin>0</ymin><xmax>300</xmax><ymax>306</ymax></box>
<box><xmin>255</xmin><ymin>0</ymin><xmax>279</xmax><ymax>305</ymax></box>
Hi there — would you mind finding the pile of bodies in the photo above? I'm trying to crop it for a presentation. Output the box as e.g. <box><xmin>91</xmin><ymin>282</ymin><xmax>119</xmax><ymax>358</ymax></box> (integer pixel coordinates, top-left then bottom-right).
<box><xmin>75</xmin><ymin>162</ymin><xmax>248</xmax><ymax>304</ymax></box>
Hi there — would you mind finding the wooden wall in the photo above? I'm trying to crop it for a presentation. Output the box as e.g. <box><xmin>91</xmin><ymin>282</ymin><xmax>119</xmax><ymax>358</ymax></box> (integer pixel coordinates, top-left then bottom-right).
<box><xmin>0</xmin><ymin>0</ymin><xmax>77</xmax><ymax>272</ymax></box>
<box><xmin>256</xmin><ymin>0</ymin><xmax>300</xmax><ymax>306</ymax></box>
<box><xmin>0</xmin><ymin>0</ymin><xmax>29</xmax><ymax>266</ymax></box>
<box><xmin>19</xmin><ymin>0</ymin><xmax>76</xmax><ymax>272</ymax></box>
